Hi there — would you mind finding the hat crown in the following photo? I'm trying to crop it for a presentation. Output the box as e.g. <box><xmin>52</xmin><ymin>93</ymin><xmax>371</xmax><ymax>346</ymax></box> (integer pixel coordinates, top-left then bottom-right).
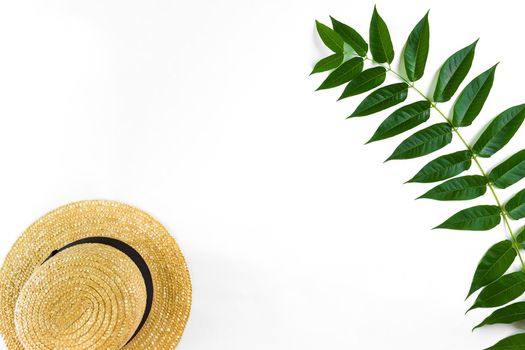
<box><xmin>14</xmin><ymin>243</ymin><xmax>147</xmax><ymax>350</ymax></box>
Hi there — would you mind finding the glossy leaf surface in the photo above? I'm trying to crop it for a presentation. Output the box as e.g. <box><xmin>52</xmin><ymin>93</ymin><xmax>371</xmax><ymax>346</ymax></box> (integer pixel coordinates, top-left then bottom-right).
<box><xmin>407</xmin><ymin>150</ymin><xmax>472</xmax><ymax>183</ymax></box>
<box><xmin>418</xmin><ymin>175</ymin><xmax>487</xmax><ymax>201</ymax></box>
<box><xmin>435</xmin><ymin>205</ymin><xmax>501</xmax><ymax>231</ymax></box>
<box><xmin>330</xmin><ymin>17</ymin><xmax>368</xmax><ymax>57</ymax></box>
<box><xmin>506</xmin><ymin>188</ymin><xmax>525</xmax><ymax>220</ymax></box>
<box><xmin>473</xmin><ymin>104</ymin><xmax>525</xmax><ymax>158</ymax></box>
<box><xmin>367</xmin><ymin>101</ymin><xmax>430</xmax><ymax>143</ymax></box>
<box><xmin>403</xmin><ymin>12</ymin><xmax>429</xmax><ymax>82</ymax></box>
<box><xmin>469</xmin><ymin>272</ymin><xmax>525</xmax><ymax>311</ymax></box>
<box><xmin>369</xmin><ymin>6</ymin><xmax>394</xmax><ymax>63</ymax></box>
<box><xmin>317</xmin><ymin>57</ymin><xmax>363</xmax><ymax>90</ymax></box>
<box><xmin>311</xmin><ymin>53</ymin><xmax>344</xmax><ymax>75</ymax></box>
<box><xmin>349</xmin><ymin>83</ymin><xmax>408</xmax><ymax>117</ymax></box>
<box><xmin>467</xmin><ymin>240</ymin><xmax>516</xmax><ymax>298</ymax></box>
<box><xmin>433</xmin><ymin>40</ymin><xmax>478</xmax><ymax>102</ymax></box>
<box><xmin>452</xmin><ymin>64</ymin><xmax>497</xmax><ymax>127</ymax></box>
<box><xmin>474</xmin><ymin>302</ymin><xmax>525</xmax><ymax>330</ymax></box>
<box><xmin>489</xmin><ymin>149</ymin><xmax>525</xmax><ymax>189</ymax></box>
<box><xmin>386</xmin><ymin>123</ymin><xmax>452</xmax><ymax>161</ymax></box>
<box><xmin>316</xmin><ymin>20</ymin><xmax>344</xmax><ymax>53</ymax></box>
<box><xmin>339</xmin><ymin>67</ymin><xmax>386</xmax><ymax>99</ymax></box>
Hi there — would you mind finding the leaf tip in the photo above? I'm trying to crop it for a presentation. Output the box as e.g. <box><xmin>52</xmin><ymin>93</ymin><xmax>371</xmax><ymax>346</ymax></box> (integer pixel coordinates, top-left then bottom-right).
<box><xmin>365</xmin><ymin>136</ymin><xmax>377</xmax><ymax>145</ymax></box>
<box><xmin>465</xmin><ymin>304</ymin><xmax>476</xmax><ymax>314</ymax></box>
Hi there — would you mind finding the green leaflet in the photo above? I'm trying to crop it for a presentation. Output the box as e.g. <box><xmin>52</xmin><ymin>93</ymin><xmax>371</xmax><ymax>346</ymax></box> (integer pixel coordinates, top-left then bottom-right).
<box><xmin>311</xmin><ymin>53</ymin><xmax>344</xmax><ymax>75</ymax></box>
<box><xmin>468</xmin><ymin>271</ymin><xmax>525</xmax><ymax>311</ymax></box>
<box><xmin>452</xmin><ymin>64</ymin><xmax>498</xmax><ymax>127</ymax></box>
<box><xmin>407</xmin><ymin>150</ymin><xmax>472</xmax><ymax>183</ymax></box>
<box><xmin>433</xmin><ymin>40</ymin><xmax>478</xmax><ymax>103</ymax></box>
<box><xmin>367</xmin><ymin>101</ymin><xmax>430</xmax><ymax>143</ymax></box>
<box><xmin>339</xmin><ymin>67</ymin><xmax>386</xmax><ymax>99</ymax></box>
<box><xmin>489</xmin><ymin>149</ymin><xmax>525</xmax><ymax>189</ymax></box>
<box><xmin>386</xmin><ymin>123</ymin><xmax>452</xmax><ymax>161</ymax></box>
<box><xmin>369</xmin><ymin>6</ymin><xmax>394</xmax><ymax>64</ymax></box>
<box><xmin>418</xmin><ymin>175</ymin><xmax>487</xmax><ymax>201</ymax></box>
<box><xmin>506</xmin><ymin>188</ymin><xmax>525</xmax><ymax>220</ymax></box>
<box><xmin>330</xmin><ymin>17</ymin><xmax>368</xmax><ymax>57</ymax></box>
<box><xmin>473</xmin><ymin>104</ymin><xmax>525</xmax><ymax>158</ymax></box>
<box><xmin>467</xmin><ymin>240</ymin><xmax>516</xmax><ymax>299</ymax></box>
<box><xmin>317</xmin><ymin>57</ymin><xmax>363</xmax><ymax>90</ymax></box>
<box><xmin>435</xmin><ymin>205</ymin><xmax>501</xmax><ymax>231</ymax></box>
<box><xmin>485</xmin><ymin>333</ymin><xmax>525</xmax><ymax>350</ymax></box>
<box><xmin>474</xmin><ymin>302</ymin><xmax>525</xmax><ymax>330</ymax></box>
<box><xmin>315</xmin><ymin>20</ymin><xmax>344</xmax><ymax>53</ymax></box>
<box><xmin>517</xmin><ymin>227</ymin><xmax>525</xmax><ymax>246</ymax></box>
<box><xmin>403</xmin><ymin>11</ymin><xmax>429</xmax><ymax>82</ymax></box>
<box><xmin>349</xmin><ymin>83</ymin><xmax>408</xmax><ymax>117</ymax></box>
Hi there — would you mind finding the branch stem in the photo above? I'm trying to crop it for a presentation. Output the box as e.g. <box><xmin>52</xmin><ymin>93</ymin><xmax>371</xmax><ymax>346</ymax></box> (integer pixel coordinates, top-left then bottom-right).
<box><xmin>364</xmin><ymin>57</ymin><xmax>525</xmax><ymax>271</ymax></box>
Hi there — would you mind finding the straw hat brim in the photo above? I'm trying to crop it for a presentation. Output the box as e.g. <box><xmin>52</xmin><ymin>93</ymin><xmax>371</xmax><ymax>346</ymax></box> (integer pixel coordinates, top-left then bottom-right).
<box><xmin>0</xmin><ymin>200</ymin><xmax>192</xmax><ymax>350</ymax></box>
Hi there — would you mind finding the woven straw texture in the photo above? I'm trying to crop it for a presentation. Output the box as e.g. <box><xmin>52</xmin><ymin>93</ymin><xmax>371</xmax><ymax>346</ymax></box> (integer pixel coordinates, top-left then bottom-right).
<box><xmin>0</xmin><ymin>200</ymin><xmax>192</xmax><ymax>350</ymax></box>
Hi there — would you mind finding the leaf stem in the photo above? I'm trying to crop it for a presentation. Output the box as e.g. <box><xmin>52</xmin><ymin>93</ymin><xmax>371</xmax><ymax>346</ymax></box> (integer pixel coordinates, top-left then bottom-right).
<box><xmin>364</xmin><ymin>57</ymin><xmax>525</xmax><ymax>272</ymax></box>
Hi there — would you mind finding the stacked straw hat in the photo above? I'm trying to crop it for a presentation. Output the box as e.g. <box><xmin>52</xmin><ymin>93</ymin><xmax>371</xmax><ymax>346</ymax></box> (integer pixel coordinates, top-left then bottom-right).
<box><xmin>0</xmin><ymin>200</ymin><xmax>192</xmax><ymax>350</ymax></box>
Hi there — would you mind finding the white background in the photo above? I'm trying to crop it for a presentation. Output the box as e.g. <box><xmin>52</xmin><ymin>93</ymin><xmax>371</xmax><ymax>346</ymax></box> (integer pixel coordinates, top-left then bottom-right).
<box><xmin>1</xmin><ymin>0</ymin><xmax>525</xmax><ymax>349</ymax></box>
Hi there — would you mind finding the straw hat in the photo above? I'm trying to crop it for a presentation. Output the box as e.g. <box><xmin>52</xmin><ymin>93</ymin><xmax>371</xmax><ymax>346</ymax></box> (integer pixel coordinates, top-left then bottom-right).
<box><xmin>0</xmin><ymin>200</ymin><xmax>192</xmax><ymax>350</ymax></box>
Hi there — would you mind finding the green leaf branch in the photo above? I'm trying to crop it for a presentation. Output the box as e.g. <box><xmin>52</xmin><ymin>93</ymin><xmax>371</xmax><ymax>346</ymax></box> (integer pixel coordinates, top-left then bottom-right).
<box><xmin>369</xmin><ymin>55</ymin><xmax>525</xmax><ymax>269</ymax></box>
<box><xmin>312</xmin><ymin>6</ymin><xmax>525</xmax><ymax>349</ymax></box>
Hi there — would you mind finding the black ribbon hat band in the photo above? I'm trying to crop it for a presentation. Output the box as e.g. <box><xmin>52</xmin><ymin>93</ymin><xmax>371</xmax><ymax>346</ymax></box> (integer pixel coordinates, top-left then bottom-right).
<box><xmin>44</xmin><ymin>237</ymin><xmax>154</xmax><ymax>344</ymax></box>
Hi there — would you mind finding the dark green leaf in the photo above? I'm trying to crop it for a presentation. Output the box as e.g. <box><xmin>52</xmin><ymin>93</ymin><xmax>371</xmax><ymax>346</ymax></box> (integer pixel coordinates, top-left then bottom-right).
<box><xmin>404</xmin><ymin>11</ymin><xmax>430</xmax><ymax>82</ymax></box>
<box><xmin>506</xmin><ymin>188</ymin><xmax>525</xmax><ymax>220</ymax></box>
<box><xmin>311</xmin><ymin>53</ymin><xmax>344</xmax><ymax>75</ymax></box>
<box><xmin>474</xmin><ymin>302</ymin><xmax>525</xmax><ymax>330</ymax></box>
<box><xmin>330</xmin><ymin>17</ymin><xmax>368</xmax><ymax>57</ymax></box>
<box><xmin>315</xmin><ymin>20</ymin><xmax>344</xmax><ymax>53</ymax></box>
<box><xmin>369</xmin><ymin>6</ymin><xmax>394</xmax><ymax>64</ymax></box>
<box><xmin>517</xmin><ymin>227</ymin><xmax>525</xmax><ymax>246</ymax></box>
<box><xmin>339</xmin><ymin>67</ymin><xmax>386</xmax><ymax>99</ymax></box>
<box><xmin>349</xmin><ymin>83</ymin><xmax>408</xmax><ymax>118</ymax></box>
<box><xmin>473</xmin><ymin>104</ymin><xmax>525</xmax><ymax>158</ymax></box>
<box><xmin>367</xmin><ymin>101</ymin><xmax>430</xmax><ymax>143</ymax></box>
<box><xmin>489</xmin><ymin>149</ymin><xmax>525</xmax><ymax>189</ymax></box>
<box><xmin>317</xmin><ymin>57</ymin><xmax>363</xmax><ymax>90</ymax></box>
<box><xmin>433</xmin><ymin>40</ymin><xmax>478</xmax><ymax>103</ymax></box>
<box><xmin>407</xmin><ymin>150</ymin><xmax>473</xmax><ymax>183</ymax></box>
<box><xmin>418</xmin><ymin>175</ymin><xmax>487</xmax><ymax>201</ymax></box>
<box><xmin>467</xmin><ymin>240</ymin><xmax>516</xmax><ymax>299</ymax></box>
<box><xmin>469</xmin><ymin>271</ymin><xmax>525</xmax><ymax>311</ymax></box>
<box><xmin>386</xmin><ymin>123</ymin><xmax>452</xmax><ymax>161</ymax></box>
<box><xmin>485</xmin><ymin>333</ymin><xmax>525</xmax><ymax>350</ymax></box>
<box><xmin>435</xmin><ymin>205</ymin><xmax>501</xmax><ymax>231</ymax></box>
<box><xmin>452</xmin><ymin>64</ymin><xmax>498</xmax><ymax>127</ymax></box>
